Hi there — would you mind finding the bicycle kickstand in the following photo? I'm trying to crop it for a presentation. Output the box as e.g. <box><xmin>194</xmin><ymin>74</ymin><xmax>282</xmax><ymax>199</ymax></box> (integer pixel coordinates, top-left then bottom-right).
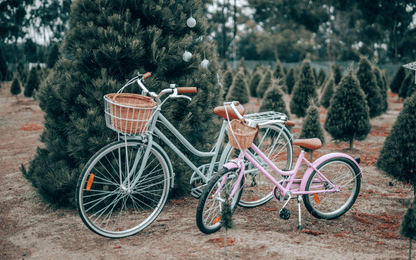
<box><xmin>297</xmin><ymin>196</ymin><xmax>302</xmax><ymax>230</ymax></box>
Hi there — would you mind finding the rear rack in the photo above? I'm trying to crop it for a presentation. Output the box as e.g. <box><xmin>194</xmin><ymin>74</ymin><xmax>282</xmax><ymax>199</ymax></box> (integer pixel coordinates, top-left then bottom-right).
<box><xmin>244</xmin><ymin>111</ymin><xmax>288</xmax><ymax>124</ymax></box>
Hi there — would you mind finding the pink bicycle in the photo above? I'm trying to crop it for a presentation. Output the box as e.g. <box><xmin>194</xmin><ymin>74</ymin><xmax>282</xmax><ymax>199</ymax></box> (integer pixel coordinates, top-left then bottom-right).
<box><xmin>196</xmin><ymin>101</ymin><xmax>363</xmax><ymax>234</ymax></box>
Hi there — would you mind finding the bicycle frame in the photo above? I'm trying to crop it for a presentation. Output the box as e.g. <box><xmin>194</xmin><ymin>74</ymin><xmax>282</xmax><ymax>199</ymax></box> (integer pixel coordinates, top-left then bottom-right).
<box><xmin>223</xmin><ymin>143</ymin><xmax>363</xmax><ymax>200</ymax></box>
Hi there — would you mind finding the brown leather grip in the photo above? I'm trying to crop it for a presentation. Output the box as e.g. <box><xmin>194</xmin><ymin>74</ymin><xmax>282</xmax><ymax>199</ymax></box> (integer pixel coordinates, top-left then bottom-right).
<box><xmin>143</xmin><ymin>72</ymin><xmax>151</xmax><ymax>80</ymax></box>
<box><xmin>285</xmin><ymin>120</ymin><xmax>295</xmax><ymax>126</ymax></box>
<box><xmin>177</xmin><ymin>87</ymin><xmax>197</xmax><ymax>93</ymax></box>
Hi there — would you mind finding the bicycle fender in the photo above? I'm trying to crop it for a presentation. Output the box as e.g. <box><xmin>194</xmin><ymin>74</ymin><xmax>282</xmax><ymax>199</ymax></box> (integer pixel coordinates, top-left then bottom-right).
<box><xmin>151</xmin><ymin>141</ymin><xmax>175</xmax><ymax>188</ymax></box>
<box><xmin>299</xmin><ymin>153</ymin><xmax>363</xmax><ymax>192</ymax></box>
<box><xmin>223</xmin><ymin>158</ymin><xmax>243</xmax><ymax>170</ymax></box>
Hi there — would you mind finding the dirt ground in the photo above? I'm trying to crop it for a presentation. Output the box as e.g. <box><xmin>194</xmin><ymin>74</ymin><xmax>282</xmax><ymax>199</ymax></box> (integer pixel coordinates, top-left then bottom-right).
<box><xmin>0</xmin><ymin>81</ymin><xmax>414</xmax><ymax>260</ymax></box>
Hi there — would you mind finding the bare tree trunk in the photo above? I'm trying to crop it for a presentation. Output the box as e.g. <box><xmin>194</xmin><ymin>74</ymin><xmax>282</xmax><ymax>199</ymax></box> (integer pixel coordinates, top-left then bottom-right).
<box><xmin>224</xmin><ymin>228</ymin><xmax>227</xmax><ymax>256</ymax></box>
<box><xmin>409</xmin><ymin>238</ymin><xmax>412</xmax><ymax>260</ymax></box>
<box><xmin>349</xmin><ymin>137</ymin><xmax>353</xmax><ymax>150</ymax></box>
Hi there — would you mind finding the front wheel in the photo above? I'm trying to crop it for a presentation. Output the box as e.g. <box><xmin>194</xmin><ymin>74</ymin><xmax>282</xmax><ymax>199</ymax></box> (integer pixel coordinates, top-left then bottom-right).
<box><xmin>76</xmin><ymin>140</ymin><xmax>171</xmax><ymax>238</ymax></box>
<box><xmin>303</xmin><ymin>157</ymin><xmax>361</xmax><ymax>220</ymax></box>
<box><xmin>196</xmin><ymin>168</ymin><xmax>244</xmax><ymax>234</ymax></box>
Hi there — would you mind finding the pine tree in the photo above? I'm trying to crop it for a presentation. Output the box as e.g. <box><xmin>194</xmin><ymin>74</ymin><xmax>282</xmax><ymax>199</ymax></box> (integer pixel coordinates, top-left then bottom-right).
<box><xmin>373</xmin><ymin>66</ymin><xmax>388</xmax><ymax>113</ymax></box>
<box><xmin>312</xmin><ymin>66</ymin><xmax>318</xmax><ymax>87</ymax></box>
<box><xmin>221</xmin><ymin>59</ymin><xmax>231</xmax><ymax>73</ymax></box>
<box><xmin>222</xmin><ymin>69</ymin><xmax>234</xmax><ymax>99</ymax></box>
<box><xmin>400</xmin><ymin>199</ymin><xmax>416</xmax><ymax>260</ymax></box>
<box><xmin>24</xmin><ymin>67</ymin><xmax>40</xmax><ymax>98</ymax></box>
<box><xmin>17</xmin><ymin>62</ymin><xmax>24</xmax><ymax>76</ymax></box>
<box><xmin>47</xmin><ymin>43</ymin><xmax>60</xmax><ymax>68</ymax></box>
<box><xmin>317</xmin><ymin>68</ymin><xmax>326</xmax><ymax>86</ymax></box>
<box><xmin>248</xmin><ymin>70</ymin><xmax>263</xmax><ymax>98</ymax></box>
<box><xmin>286</xmin><ymin>66</ymin><xmax>296</xmax><ymax>95</ymax></box>
<box><xmin>10</xmin><ymin>73</ymin><xmax>21</xmax><ymax>98</ymax></box>
<box><xmin>390</xmin><ymin>66</ymin><xmax>406</xmax><ymax>93</ymax></box>
<box><xmin>406</xmin><ymin>80</ymin><xmax>416</xmax><ymax>99</ymax></box>
<box><xmin>332</xmin><ymin>64</ymin><xmax>343</xmax><ymax>85</ymax></box>
<box><xmin>237</xmin><ymin>57</ymin><xmax>250</xmax><ymax>82</ymax></box>
<box><xmin>376</xmin><ymin>91</ymin><xmax>416</xmax><ymax>189</ymax></box>
<box><xmin>256</xmin><ymin>68</ymin><xmax>272</xmax><ymax>98</ymax></box>
<box><xmin>252</xmin><ymin>63</ymin><xmax>261</xmax><ymax>75</ymax></box>
<box><xmin>273</xmin><ymin>59</ymin><xmax>287</xmax><ymax>93</ymax></box>
<box><xmin>220</xmin><ymin>190</ymin><xmax>236</xmax><ymax>257</ymax></box>
<box><xmin>259</xmin><ymin>79</ymin><xmax>289</xmax><ymax>116</ymax></box>
<box><xmin>324</xmin><ymin>69</ymin><xmax>371</xmax><ymax>149</ymax></box>
<box><xmin>356</xmin><ymin>56</ymin><xmax>383</xmax><ymax>118</ymax></box>
<box><xmin>0</xmin><ymin>47</ymin><xmax>7</xmax><ymax>80</ymax></box>
<box><xmin>320</xmin><ymin>74</ymin><xmax>335</xmax><ymax>109</ymax></box>
<box><xmin>226</xmin><ymin>69</ymin><xmax>250</xmax><ymax>104</ymax></box>
<box><xmin>21</xmin><ymin>0</ymin><xmax>222</xmax><ymax>207</ymax></box>
<box><xmin>399</xmin><ymin>72</ymin><xmax>414</xmax><ymax>100</ymax></box>
<box><xmin>289</xmin><ymin>59</ymin><xmax>318</xmax><ymax>118</ymax></box>
<box><xmin>299</xmin><ymin>99</ymin><xmax>325</xmax><ymax>161</ymax></box>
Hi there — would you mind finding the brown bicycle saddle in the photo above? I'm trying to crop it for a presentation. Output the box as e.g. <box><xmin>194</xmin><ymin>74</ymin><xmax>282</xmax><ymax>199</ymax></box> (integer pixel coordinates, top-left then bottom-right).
<box><xmin>292</xmin><ymin>138</ymin><xmax>322</xmax><ymax>150</ymax></box>
<box><xmin>213</xmin><ymin>103</ymin><xmax>245</xmax><ymax>120</ymax></box>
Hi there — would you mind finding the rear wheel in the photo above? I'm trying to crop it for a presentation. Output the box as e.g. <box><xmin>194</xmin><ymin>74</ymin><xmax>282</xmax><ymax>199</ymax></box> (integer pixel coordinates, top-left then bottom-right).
<box><xmin>224</xmin><ymin>124</ymin><xmax>293</xmax><ymax>208</ymax></box>
<box><xmin>303</xmin><ymin>157</ymin><xmax>361</xmax><ymax>220</ymax></box>
<box><xmin>196</xmin><ymin>168</ymin><xmax>244</xmax><ymax>234</ymax></box>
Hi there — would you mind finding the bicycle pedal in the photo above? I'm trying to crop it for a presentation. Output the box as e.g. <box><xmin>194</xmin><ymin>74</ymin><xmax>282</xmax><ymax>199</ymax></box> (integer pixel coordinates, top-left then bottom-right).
<box><xmin>191</xmin><ymin>187</ymin><xmax>203</xmax><ymax>199</ymax></box>
<box><xmin>279</xmin><ymin>208</ymin><xmax>291</xmax><ymax>220</ymax></box>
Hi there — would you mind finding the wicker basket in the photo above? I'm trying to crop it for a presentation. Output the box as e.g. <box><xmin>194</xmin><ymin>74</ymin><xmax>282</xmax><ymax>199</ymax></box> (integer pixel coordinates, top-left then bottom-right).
<box><xmin>104</xmin><ymin>93</ymin><xmax>157</xmax><ymax>134</ymax></box>
<box><xmin>227</xmin><ymin>119</ymin><xmax>259</xmax><ymax>150</ymax></box>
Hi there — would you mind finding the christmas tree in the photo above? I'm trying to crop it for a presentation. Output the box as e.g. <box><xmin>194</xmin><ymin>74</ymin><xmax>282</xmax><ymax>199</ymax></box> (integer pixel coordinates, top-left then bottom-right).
<box><xmin>273</xmin><ymin>59</ymin><xmax>287</xmax><ymax>93</ymax></box>
<box><xmin>373</xmin><ymin>66</ymin><xmax>388</xmax><ymax>113</ymax></box>
<box><xmin>259</xmin><ymin>79</ymin><xmax>289</xmax><ymax>116</ymax></box>
<box><xmin>226</xmin><ymin>69</ymin><xmax>250</xmax><ymax>104</ymax></box>
<box><xmin>400</xmin><ymin>199</ymin><xmax>416</xmax><ymax>260</ymax></box>
<box><xmin>406</xmin><ymin>81</ymin><xmax>416</xmax><ymax>98</ymax></box>
<box><xmin>47</xmin><ymin>43</ymin><xmax>60</xmax><ymax>68</ymax></box>
<box><xmin>399</xmin><ymin>72</ymin><xmax>414</xmax><ymax>100</ymax></box>
<box><xmin>256</xmin><ymin>68</ymin><xmax>272</xmax><ymax>99</ymax></box>
<box><xmin>312</xmin><ymin>66</ymin><xmax>318</xmax><ymax>87</ymax></box>
<box><xmin>220</xmin><ymin>190</ymin><xmax>236</xmax><ymax>257</ymax></box>
<box><xmin>376</xmin><ymin>91</ymin><xmax>416</xmax><ymax>189</ymax></box>
<box><xmin>390</xmin><ymin>66</ymin><xmax>406</xmax><ymax>94</ymax></box>
<box><xmin>324</xmin><ymin>69</ymin><xmax>371</xmax><ymax>149</ymax></box>
<box><xmin>299</xmin><ymin>99</ymin><xmax>325</xmax><ymax>161</ymax></box>
<box><xmin>23</xmin><ymin>67</ymin><xmax>40</xmax><ymax>98</ymax></box>
<box><xmin>222</xmin><ymin>69</ymin><xmax>234</xmax><ymax>99</ymax></box>
<box><xmin>10</xmin><ymin>73</ymin><xmax>21</xmax><ymax>98</ymax></box>
<box><xmin>317</xmin><ymin>68</ymin><xmax>326</xmax><ymax>87</ymax></box>
<box><xmin>252</xmin><ymin>63</ymin><xmax>261</xmax><ymax>75</ymax></box>
<box><xmin>356</xmin><ymin>56</ymin><xmax>383</xmax><ymax>118</ymax></box>
<box><xmin>21</xmin><ymin>0</ymin><xmax>222</xmax><ymax>206</ymax></box>
<box><xmin>285</xmin><ymin>66</ymin><xmax>296</xmax><ymax>95</ymax></box>
<box><xmin>221</xmin><ymin>59</ymin><xmax>230</xmax><ymax>73</ymax></box>
<box><xmin>332</xmin><ymin>64</ymin><xmax>343</xmax><ymax>85</ymax></box>
<box><xmin>248</xmin><ymin>70</ymin><xmax>263</xmax><ymax>98</ymax></box>
<box><xmin>0</xmin><ymin>47</ymin><xmax>7</xmax><ymax>80</ymax></box>
<box><xmin>237</xmin><ymin>57</ymin><xmax>251</xmax><ymax>82</ymax></box>
<box><xmin>320</xmin><ymin>74</ymin><xmax>335</xmax><ymax>109</ymax></box>
<box><xmin>289</xmin><ymin>59</ymin><xmax>318</xmax><ymax>118</ymax></box>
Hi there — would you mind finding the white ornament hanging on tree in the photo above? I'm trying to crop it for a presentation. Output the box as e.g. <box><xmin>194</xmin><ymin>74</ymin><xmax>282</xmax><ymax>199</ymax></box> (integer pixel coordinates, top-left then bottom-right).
<box><xmin>201</xmin><ymin>59</ymin><xmax>209</xmax><ymax>68</ymax></box>
<box><xmin>187</xmin><ymin>12</ymin><xmax>196</xmax><ymax>28</ymax></box>
<box><xmin>182</xmin><ymin>51</ymin><xmax>192</xmax><ymax>62</ymax></box>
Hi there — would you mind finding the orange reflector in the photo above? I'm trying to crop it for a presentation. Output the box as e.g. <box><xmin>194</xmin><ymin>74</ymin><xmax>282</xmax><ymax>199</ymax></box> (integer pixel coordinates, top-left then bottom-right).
<box><xmin>313</xmin><ymin>193</ymin><xmax>320</xmax><ymax>204</ymax></box>
<box><xmin>86</xmin><ymin>173</ymin><xmax>95</xmax><ymax>191</ymax></box>
<box><xmin>212</xmin><ymin>216</ymin><xmax>221</xmax><ymax>224</ymax></box>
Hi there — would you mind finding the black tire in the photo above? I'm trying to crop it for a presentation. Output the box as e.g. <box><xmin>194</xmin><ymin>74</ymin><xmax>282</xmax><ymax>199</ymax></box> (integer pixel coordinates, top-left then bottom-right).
<box><xmin>224</xmin><ymin>124</ymin><xmax>293</xmax><ymax>208</ymax></box>
<box><xmin>196</xmin><ymin>167</ymin><xmax>244</xmax><ymax>234</ymax></box>
<box><xmin>76</xmin><ymin>140</ymin><xmax>171</xmax><ymax>238</ymax></box>
<box><xmin>303</xmin><ymin>157</ymin><xmax>361</xmax><ymax>220</ymax></box>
